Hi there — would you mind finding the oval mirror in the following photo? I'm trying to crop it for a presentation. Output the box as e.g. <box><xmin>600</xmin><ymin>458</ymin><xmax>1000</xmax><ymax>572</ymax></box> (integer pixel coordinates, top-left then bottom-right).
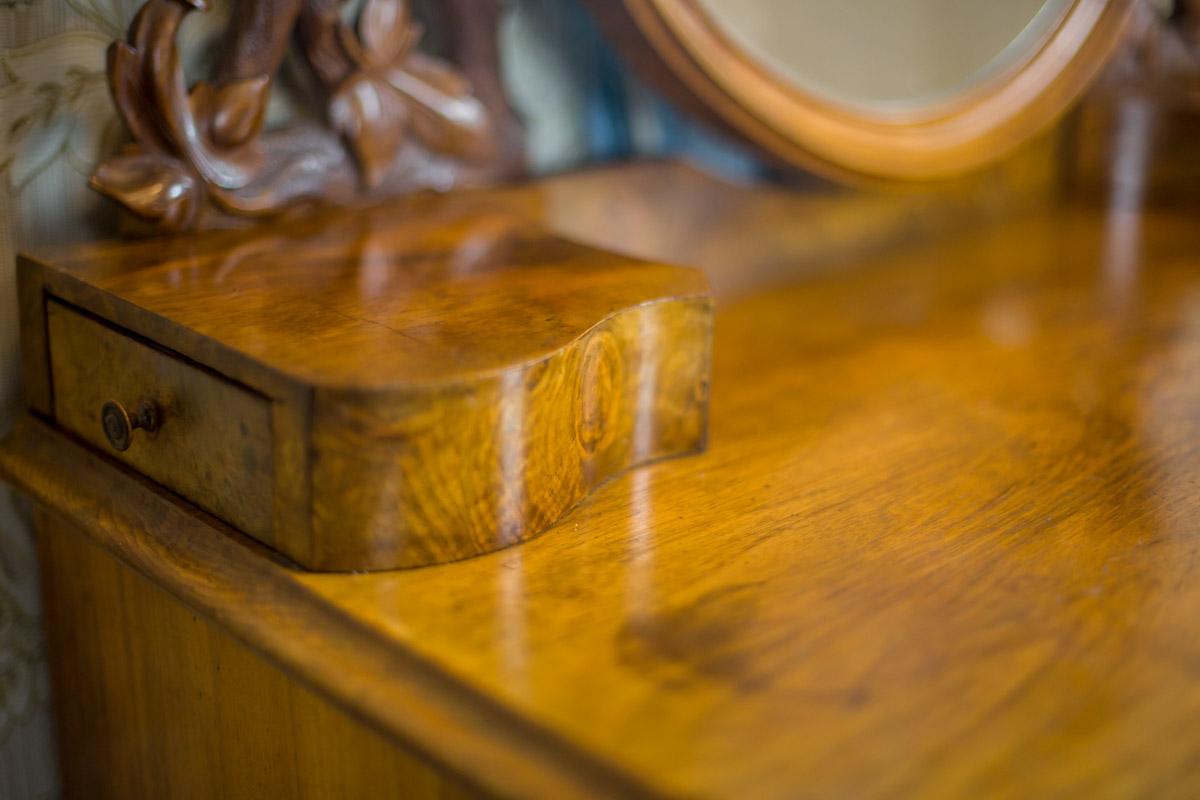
<box><xmin>590</xmin><ymin>0</ymin><xmax>1134</xmax><ymax>179</ymax></box>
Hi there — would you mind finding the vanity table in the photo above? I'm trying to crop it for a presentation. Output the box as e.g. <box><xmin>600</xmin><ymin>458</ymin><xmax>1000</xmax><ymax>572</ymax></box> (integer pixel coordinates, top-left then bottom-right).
<box><xmin>7</xmin><ymin>0</ymin><xmax>1200</xmax><ymax>797</ymax></box>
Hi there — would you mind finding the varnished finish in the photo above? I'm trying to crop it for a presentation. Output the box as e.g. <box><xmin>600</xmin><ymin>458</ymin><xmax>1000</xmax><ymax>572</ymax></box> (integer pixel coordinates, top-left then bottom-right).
<box><xmin>37</xmin><ymin>509</ymin><xmax>477</xmax><ymax>799</ymax></box>
<box><xmin>588</xmin><ymin>0</ymin><xmax>1134</xmax><ymax>179</ymax></box>
<box><xmin>21</xmin><ymin>196</ymin><xmax>712</xmax><ymax>569</ymax></box>
<box><xmin>526</xmin><ymin>151</ymin><xmax>1063</xmax><ymax>300</ymax></box>
<box><xmin>310</xmin><ymin>299</ymin><xmax>709</xmax><ymax>568</ymax></box>
<box><xmin>47</xmin><ymin>300</ymin><xmax>274</xmax><ymax>539</ymax></box>
<box><xmin>3</xmin><ymin>420</ymin><xmax>654</xmax><ymax>799</ymax></box>
<box><xmin>7</xmin><ymin>160</ymin><xmax>1200</xmax><ymax>796</ymax></box>
<box><xmin>294</xmin><ymin>201</ymin><xmax>1200</xmax><ymax>797</ymax></box>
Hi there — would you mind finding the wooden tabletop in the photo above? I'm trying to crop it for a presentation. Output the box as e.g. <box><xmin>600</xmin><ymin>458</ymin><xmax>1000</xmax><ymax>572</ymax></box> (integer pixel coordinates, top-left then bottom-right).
<box><xmin>297</xmin><ymin>195</ymin><xmax>1200</xmax><ymax>797</ymax></box>
<box><xmin>22</xmin><ymin>198</ymin><xmax>708</xmax><ymax>388</ymax></box>
<box><xmin>6</xmin><ymin>162</ymin><xmax>1200</xmax><ymax>798</ymax></box>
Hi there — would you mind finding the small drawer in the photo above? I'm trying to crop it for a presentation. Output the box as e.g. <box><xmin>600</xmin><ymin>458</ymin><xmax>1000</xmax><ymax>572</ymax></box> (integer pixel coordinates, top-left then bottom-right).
<box><xmin>46</xmin><ymin>300</ymin><xmax>273</xmax><ymax>538</ymax></box>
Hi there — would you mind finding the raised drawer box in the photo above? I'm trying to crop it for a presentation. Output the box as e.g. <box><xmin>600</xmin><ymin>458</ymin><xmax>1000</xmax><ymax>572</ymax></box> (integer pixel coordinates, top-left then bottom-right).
<box><xmin>20</xmin><ymin>194</ymin><xmax>713</xmax><ymax>570</ymax></box>
<box><xmin>46</xmin><ymin>300</ymin><xmax>275</xmax><ymax>539</ymax></box>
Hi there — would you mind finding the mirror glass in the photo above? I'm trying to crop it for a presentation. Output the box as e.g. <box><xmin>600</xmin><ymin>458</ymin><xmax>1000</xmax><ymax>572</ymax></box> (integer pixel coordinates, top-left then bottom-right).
<box><xmin>692</xmin><ymin>0</ymin><xmax>1072</xmax><ymax>112</ymax></box>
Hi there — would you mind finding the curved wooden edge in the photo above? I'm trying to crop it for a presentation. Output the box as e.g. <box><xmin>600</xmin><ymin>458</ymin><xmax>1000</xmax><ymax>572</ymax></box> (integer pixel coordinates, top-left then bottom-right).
<box><xmin>588</xmin><ymin>0</ymin><xmax>1135</xmax><ymax>180</ymax></box>
<box><xmin>0</xmin><ymin>418</ymin><xmax>667</xmax><ymax>799</ymax></box>
<box><xmin>308</xmin><ymin>295</ymin><xmax>713</xmax><ymax>570</ymax></box>
<box><xmin>18</xmin><ymin>190</ymin><xmax>714</xmax><ymax>571</ymax></box>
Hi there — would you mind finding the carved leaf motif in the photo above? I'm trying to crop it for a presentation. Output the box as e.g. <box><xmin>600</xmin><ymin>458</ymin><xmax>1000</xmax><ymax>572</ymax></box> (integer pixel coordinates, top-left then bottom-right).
<box><xmin>357</xmin><ymin>0</ymin><xmax>416</xmax><ymax>69</ymax></box>
<box><xmin>107</xmin><ymin>39</ymin><xmax>173</xmax><ymax>155</ymax></box>
<box><xmin>385</xmin><ymin>52</ymin><xmax>493</xmax><ymax>161</ymax></box>
<box><xmin>90</xmin><ymin>150</ymin><xmax>201</xmax><ymax>230</ymax></box>
<box><xmin>329</xmin><ymin>73</ymin><xmax>410</xmax><ymax>188</ymax></box>
<box><xmin>88</xmin><ymin>0</ymin><xmax>515</xmax><ymax>229</ymax></box>
<box><xmin>192</xmin><ymin>75</ymin><xmax>271</xmax><ymax>149</ymax></box>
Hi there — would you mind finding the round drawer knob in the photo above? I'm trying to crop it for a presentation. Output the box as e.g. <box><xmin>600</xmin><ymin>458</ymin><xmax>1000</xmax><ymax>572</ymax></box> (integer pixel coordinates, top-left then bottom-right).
<box><xmin>100</xmin><ymin>399</ymin><xmax>161</xmax><ymax>452</ymax></box>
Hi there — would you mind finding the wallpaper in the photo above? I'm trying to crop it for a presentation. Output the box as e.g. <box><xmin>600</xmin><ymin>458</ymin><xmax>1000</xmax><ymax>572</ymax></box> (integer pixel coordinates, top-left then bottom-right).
<box><xmin>1</xmin><ymin>3</ymin><xmax>132</xmax><ymax>796</ymax></box>
<box><xmin>0</xmin><ymin>2</ymin><xmax>753</xmax><ymax>796</ymax></box>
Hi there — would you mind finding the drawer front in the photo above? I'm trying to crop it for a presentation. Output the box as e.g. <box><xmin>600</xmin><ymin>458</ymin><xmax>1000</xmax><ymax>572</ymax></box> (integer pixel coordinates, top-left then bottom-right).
<box><xmin>47</xmin><ymin>300</ymin><xmax>273</xmax><ymax>538</ymax></box>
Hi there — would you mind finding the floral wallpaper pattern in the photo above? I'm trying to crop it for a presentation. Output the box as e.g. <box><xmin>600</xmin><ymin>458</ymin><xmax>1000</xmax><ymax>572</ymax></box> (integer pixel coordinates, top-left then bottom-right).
<box><xmin>0</xmin><ymin>3</ymin><xmax>139</xmax><ymax>796</ymax></box>
<box><xmin>1</xmin><ymin>32</ymin><xmax>115</xmax><ymax>194</ymax></box>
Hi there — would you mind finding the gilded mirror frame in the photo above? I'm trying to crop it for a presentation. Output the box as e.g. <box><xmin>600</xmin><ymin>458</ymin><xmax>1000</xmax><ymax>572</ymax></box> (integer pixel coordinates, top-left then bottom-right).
<box><xmin>591</xmin><ymin>0</ymin><xmax>1135</xmax><ymax>179</ymax></box>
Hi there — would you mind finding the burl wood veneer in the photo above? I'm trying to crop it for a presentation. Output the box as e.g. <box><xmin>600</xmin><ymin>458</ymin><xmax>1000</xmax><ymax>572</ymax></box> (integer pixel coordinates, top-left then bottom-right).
<box><xmin>6</xmin><ymin>159</ymin><xmax>1200</xmax><ymax>796</ymax></box>
<box><xmin>19</xmin><ymin>193</ymin><xmax>712</xmax><ymax>570</ymax></box>
<box><xmin>6</xmin><ymin>171</ymin><xmax>1200</xmax><ymax>796</ymax></box>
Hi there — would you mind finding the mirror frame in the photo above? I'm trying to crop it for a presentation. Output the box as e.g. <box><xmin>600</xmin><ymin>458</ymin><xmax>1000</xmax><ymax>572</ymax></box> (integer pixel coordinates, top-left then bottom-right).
<box><xmin>588</xmin><ymin>0</ymin><xmax>1134</xmax><ymax>180</ymax></box>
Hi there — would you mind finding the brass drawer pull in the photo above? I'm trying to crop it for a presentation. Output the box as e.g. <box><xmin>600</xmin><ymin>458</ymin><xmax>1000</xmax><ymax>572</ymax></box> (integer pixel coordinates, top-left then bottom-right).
<box><xmin>101</xmin><ymin>399</ymin><xmax>161</xmax><ymax>452</ymax></box>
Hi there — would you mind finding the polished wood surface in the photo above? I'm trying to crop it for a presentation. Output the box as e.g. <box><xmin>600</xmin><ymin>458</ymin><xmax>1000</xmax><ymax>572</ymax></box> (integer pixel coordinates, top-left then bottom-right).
<box><xmin>47</xmin><ymin>300</ymin><xmax>274</xmax><ymax>539</ymax></box>
<box><xmin>588</xmin><ymin>0</ymin><xmax>1133</xmax><ymax>179</ymax></box>
<box><xmin>6</xmin><ymin>162</ymin><xmax>1200</xmax><ymax>797</ymax></box>
<box><xmin>37</xmin><ymin>509</ymin><xmax>477</xmax><ymax>800</ymax></box>
<box><xmin>3</xmin><ymin>421</ymin><xmax>651</xmax><ymax>799</ymax></box>
<box><xmin>310</xmin><ymin>297</ymin><xmax>709</xmax><ymax>569</ymax></box>
<box><xmin>21</xmin><ymin>197</ymin><xmax>711</xmax><ymax>569</ymax></box>
<box><xmin>528</xmin><ymin>151</ymin><xmax>1062</xmax><ymax>299</ymax></box>
<box><xmin>295</xmin><ymin>199</ymin><xmax>1200</xmax><ymax>797</ymax></box>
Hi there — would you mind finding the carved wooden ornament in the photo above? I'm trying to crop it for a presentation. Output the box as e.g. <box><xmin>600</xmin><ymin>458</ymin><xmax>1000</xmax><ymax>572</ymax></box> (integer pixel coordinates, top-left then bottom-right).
<box><xmin>91</xmin><ymin>0</ymin><xmax>521</xmax><ymax>230</ymax></box>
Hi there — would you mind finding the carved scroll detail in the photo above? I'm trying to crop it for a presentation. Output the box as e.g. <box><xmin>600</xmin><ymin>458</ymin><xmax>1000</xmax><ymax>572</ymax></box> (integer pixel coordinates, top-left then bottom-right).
<box><xmin>90</xmin><ymin>0</ymin><xmax>520</xmax><ymax>231</ymax></box>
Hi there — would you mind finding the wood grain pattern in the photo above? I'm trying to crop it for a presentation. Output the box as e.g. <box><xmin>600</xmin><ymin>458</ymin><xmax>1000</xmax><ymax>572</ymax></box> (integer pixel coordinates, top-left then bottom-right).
<box><xmin>47</xmin><ymin>300</ymin><xmax>275</xmax><ymax>540</ymax></box>
<box><xmin>310</xmin><ymin>299</ymin><xmax>709</xmax><ymax>568</ymax></box>
<box><xmin>2</xmin><ymin>420</ymin><xmax>658</xmax><ymax>800</ymax></box>
<box><xmin>587</xmin><ymin>0</ymin><xmax>1134</xmax><ymax>179</ymax></box>
<box><xmin>7</xmin><ymin>170</ymin><xmax>1200</xmax><ymax>796</ymax></box>
<box><xmin>20</xmin><ymin>194</ymin><xmax>712</xmax><ymax>569</ymax></box>
<box><xmin>278</xmin><ymin>196</ymin><xmax>1200</xmax><ymax>798</ymax></box>
<box><xmin>36</xmin><ymin>508</ymin><xmax>478</xmax><ymax>800</ymax></box>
